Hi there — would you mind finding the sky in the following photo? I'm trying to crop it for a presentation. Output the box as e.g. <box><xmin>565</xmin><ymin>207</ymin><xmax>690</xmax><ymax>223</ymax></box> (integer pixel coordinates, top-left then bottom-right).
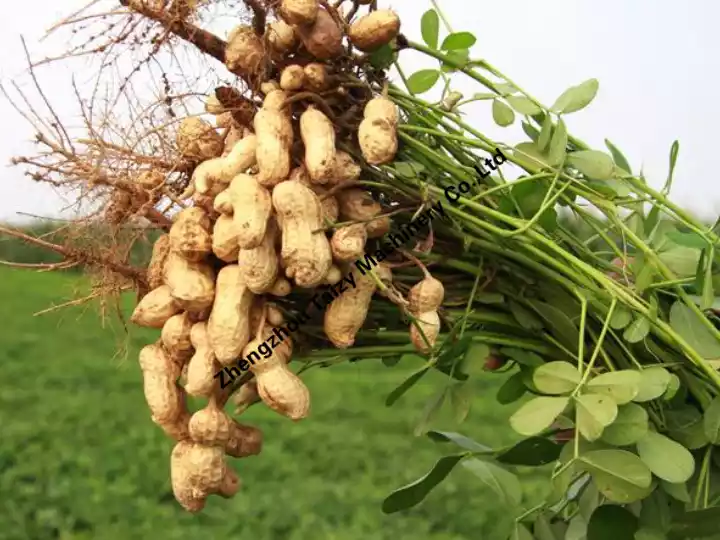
<box><xmin>0</xmin><ymin>0</ymin><xmax>719</xmax><ymax>222</ymax></box>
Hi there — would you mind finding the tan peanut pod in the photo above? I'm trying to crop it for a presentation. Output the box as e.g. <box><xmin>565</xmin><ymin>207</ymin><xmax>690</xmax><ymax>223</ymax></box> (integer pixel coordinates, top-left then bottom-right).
<box><xmin>157</xmin><ymin>409</ymin><xmax>192</xmax><ymax>442</ymax></box>
<box><xmin>244</xmin><ymin>332</ymin><xmax>310</xmax><ymax>420</ymax></box>
<box><xmin>136</xmin><ymin>169</ymin><xmax>165</xmax><ymax>189</ymax></box>
<box><xmin>336</xmin><ymin>188</ymin><xmax>390</xmax><ymax>239</ymax></box>
<box><xmin>207</xmin><ymin>265</ymin><xmax>255</xmax><ymax>365</ymax></box>
<box><xmin>267</xmin><ymin>20</ymin><xmax>297</xmax><ymax>54</ymax></box>
<box><xmin>186</xmin><ymin>322</ymin><xmax>221</xmax><ymax>397</ymax></box>
<box><xmin>348</xmin><ymin>10</ymin><xmax>401</xmax><ymax>52</ymax></box>
<box><xmin>131</xmin><ymin>285</ymin><xmax>181</xmax><ymax>328</ymax></box>
<box><xmin>324</xmin><ymin>265</ymin><xmax>343</xmax><ymax>286</ymax></box>
<box><xmin>225</xmin><ymin>420</ymin><xmax>264</xmax><ymax>458</ymax></box>
<box><xmin>188</xmin><ymin>401</ymin><xmax>233</xmax><ymax>446</ymax></box>
<box><xmin>222</xmin><ymin>126</ymin><xmax>245</xmax><ymax>157</ymax></box>
<box><xmin>254</xmin><ymin>109</ymin><xmax>292</xmax><ymax>187</ymax></box>
<box><xmin>168</xmin><ymin>207</ymin><xmax>213</xmax><ymax>262</ymax></box>
<box><xmin>170</xmin><ymin>442</ymin><xmax>239</xmax><ymax>513</ymax></box>
<box><xmin>272</xmin><ymin>180</ymin><xmax>333</xmax><ymax>288</ymax></box>
<box><xmin>359</xmin><ymin>117</ymin><xmax>398</xmax><ymax>165</ymax></box>
<box><xmin>365</xmin><ymin>96</ymin><xmax>399</xmax><ymax>125</ymax></box>
<box><xmin>233</xmin><ymin>379</ymin><xmax>260</xmax><ymax>413</ymax></box>
<box><xmin>295</xmin><ymin>8</ymin><xmax>344</xmax><ymax>60</ymax></box>
<box><xmin>212</xmin><ymin>214</ymin><xmax>240</xmax><ymax>263</ymax></box>
<box><xmin>280</xmin><ymin>65</ymin><xmax>305</xmax><ymax>91</ymax></box>
<box><xmin>290</xmin><ymin>166</ymin><xmax>338</xmax><ymax>223</ymax></box>
<box><xmin>238</xmin><ymin>219</ymin><xmax>279</xmax><ymax>294</ymax></box>
<box><xmin>177</xmin><ymin>117</ymin><xmax>223</xmax><ymax>161</ymax></box>
<box><xmin>164</xmin><ymin>252</ymin><xmax>215</xmax><ymax>313</ymax></box>
<box><xmin>261</xmin><ymin>80</ymin><xmax>281</xmax><ymax>94</ymax></box>
<box><xmin>280</xmin><ymin>0</ymin><xmax>318</xmax><ymax>26</ymax></box>
<box><xmin>332</xmin><ymin>150</ymin><xmax>361</xmax><ymax>185</ymax></box>
<box><xmin>162</xmin><ymin>312</ymin><xmax>194</xmax><ymax>357</ymax></box>
<box><xmin>266</xmin><ymin>304</ymin><xmax>285</xmax><ymax>326</ymax></box>
<box><xmin>261</xmin><ymin>91</ymin><xmax>294</xmax><ymax>146</ymax></box>
<box><xmin>214</xmin><ymin>189</ymin><xmax>233</xmax><ymax>215</ymax></box>
<box><xmin>226</xmin><ymin>173</ymin><xmax>272</xmax><ymax>249</ymax></box>
<box><xmin>331</xmin><ymin>224</ymin><xmax>367</xmax><ymax>262</ymax></box>
<box><xmin>324</xmin><ymin>268</ymin><xmax>379</xmax><ymax>348</ymax></box>
<box><xmin>366</xmin><ymin>216</ymin><xmax>391</xmax><ymax>238</ymax></box>
<box><xmin>410</xmin><ymin>311</ymin><xmax>441</xmax><ymax>354</ymax></box>
<box><xmin>225</xmin><ymin>25</ymin><xmax>265</xmax><ymax>76</ymax></box>
<box><xmin>205</xmin><ymin>93</ymin><xmax>225</xmax><ymax>115</ymax></box>
<box><xmin>192</xmin><ymin>134</ymin><xmax>257</xmax><ymax>195</ymax></box>
<box><xmin>147</xmin><ymin>234</ymin><xmax>171</xmax><ymax>291</ymax></box>
<box><xmin>300</xmin><ymin>106</ymin><xmax>336</xmax><ymax>184</ymax></box>
<box><xmin>303</xmin><ymin>63</ymin><xmax>329</xmax><ymax>92</ymax></box>
<box><xmin>269</xmin><ymin>277</ymin><xmax>292</xmax><ymax>297</ymax></box>
<box><xmin>408</xmin><ymin>276</ymin><xmax>445</xmax><ymax>313</ymax></box>
<box><xmin>139</xmin><ymin>343</ymin><xmax>183</xmax><ymax>425</ymax></box>
<box><xmin>215</xmin><ymin>111</ymin><xmax>235</xmax><ymax>130</ymax></box>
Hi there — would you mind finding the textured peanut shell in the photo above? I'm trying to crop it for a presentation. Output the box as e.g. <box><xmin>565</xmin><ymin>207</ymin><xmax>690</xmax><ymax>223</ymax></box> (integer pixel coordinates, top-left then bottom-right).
<box><xmin>193</xmin><ymin>134</ymin><xmax>257</xmax><ymax>195</ymax></box>
<box><xmin>269</xmin><ymin>278</ymin><xmax>292</xmax><ymax>297</ymax></box>
<box><xmin>365</xmin><ymin>96</ymin><xmax>399</xmax><ymax>125</ymax></box>
<box><xmin>225</xmin><ymin>420</ymin><xmax>264</xmax><ymax>457</ymax></box>
<box><xmin>214</xmin><ymin>189</ymin><xmax>233</xmax><ymax>215</ymax></box>
<box><xmin>227</xmin><ymin>173</ymin><xmax>272</xmax><ymax>249</ymax></box>
<box><xmin>233</xmin><ymin>379</ymin><xmax>260</xmax><ymax>413</ymax></box>
<box><xmin>169</xmin><ymin>207</ymin><xmax>212</xmax><ymax>261</ymax></box>
<box><xmin>262</xmin><ymin>91</ymin><xmax>293</xmax><ymax>145</ymax></box>
<box><xmin>185</xmin><ymin>322</ymin><xmax>220</xmax><ymax>397</ymax></box>
<box><xmin>331</xmin><ymin>224</ymin><xmax>367</xmax><ymax>262</ymax></box>
<box><xmin>291</xmin><ymin>166</ymin><xmax>339</xmax><ymax>222</ymax></box>
<box><xmin>162</xmin><ymin>312</ymin><xmax>194</xmax><ymax>357</ymax></box>
<box><xmin>254</xmin><ymin>109</ymin><xmax>291</xmax><ymax>187</ymax></box>
<box><xmin>324</xmin><ymin>265</ymin><xmax>343</xmax><ymax>285</ymax></box>
<box><xmin>139</xmin><ymin>343</ymin><xmax>183</xmax><ymax>425</ymax></box>
<box><xmin>136</xmin><ymin>169</ymin><xmax>165</xmax><ymax>189</ymax></box>
<box><xmin>177</xmin><ymin>117</ymin><xmax>223</xmax><ymax>161</ymax></box>
<box><xmin>212</xmin><ymin>214</ymin><xmax>240</xmax><ymax>263</ymax></box>
<box><xmin>359</xmin><ymin>117</ymin><xmax>398</xmax><ymax>165</ymax></box>
<box><xmin>324</xmin><ymin>270</ymin><xmax>377</xmax><ymax>348</ymax></box>
<box><xmin>188</xmin><ymin>403</ymin><xmax>233</xmax><ymax>446</ymax></box>
<box><xmin>280</xmin><ymin>65</ymin><xmax>305</xmax><ymax>91</ymax></box>
<box><xmin>267</xmin><ymin>20</ymin><xmax>297</xmax><ymax>54</ymax></box>
<box><xmin>295</xmin><ymin>8</ymin><xmax>344</xmax><ymax>60</ymax></box>
<box><xmin>300</xmin><ymin>106</ymin><xmax>336</xmax><ymax>184</ymax></box>
<box><xmin>410</xmin><ymin>311</ymin><xmax>441</xmax><ymax>353</ymax></box>
<box><xmin>157</xmin><ymin>409</ymin><xmax>192</xmax><ymax>442</ymax></box>
<box><xmin>348</xmin><ymin>10</ymin><xmax>401</xmax><ymax>52</ymax></box>
<box><xmin>207</xmin><ymin>265</ymin><xmax>255</xmax><ymax>364</ymax></box>
<box><xmin>266</xmin><ymin>304</ymin><xmax>285</xmax><ymax>326</ymax></box>
<box><xmin>225</xmin><ymin>25</ymin><xmax>265</xmax><ymax>76</ymax></box>
<box><xmin>131</xmin><ymin>285</ymin><xmax>181</xmax><ymax>328</ymax></box>
<box><xmin>205</xmin><ymin>93</ymin><xmax>225</xmax><ymax>115</ymax></box>
<box><xmin>163</xmin><ymin>252</ymin><xmax>215</xmax><ymax>313</ymax></box>
<box><xmin>170</xmin><ymin>442</ymin><xmax>239</xmax><ymax>512</ymax></box>
<box><xmin>303</xmin><ymin>63</ymin><xmax>329</xmax><ymax>92</ymax></box>
<box><xmin>366</xmin><ymin>216</ymin><xmax>391</xmax><ymax>239</ymax></box>
<box><xmin>238</xmin><ymin>219</ymin><xmax>279</xmax><ymax>294</ymax></box>
<box><xmin>409</xmin><ymin>276</ymin><xmax>445</xmax><ymax>313</ymax></box>
<box><xmin>261</xmin><ymin>80</ymin><xmax>281</xmax><ymax>94</ymax></box>
<box><xmin>272</xmin><ymin>180</ymin><xmax>332</xmax><ymax>288</ymax></box>
<box><xmin>244</xmin><ymin>335</ymin><xmax>310</xmax><ymax>421</ymax></box>
<box><xmin>147</xmin><ymin>234</ymin><xmax>170</xmax><ymax>291</ymax></box>
<box><xmin>337</xmin><ymin>188</ymin><xmax>382</xmax><ymax>222</ymax></box>
<box><xmin>280</xmin><ymin>0</ymin><xmax>318</xmax><ymax>26</ymax></box>
<box><xmin>332</xmin><ymin>151</ymin><xmax>361</xmax><ymax>184</ymax></box>
<box><xmin>222</xmin><ymin>126</ymin><xmax>244</xmax><ymax>157</ymax></box>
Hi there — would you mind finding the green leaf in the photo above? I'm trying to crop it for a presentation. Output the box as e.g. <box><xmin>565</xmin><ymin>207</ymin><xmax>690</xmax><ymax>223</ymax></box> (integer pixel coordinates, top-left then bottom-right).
<box><xmin>407</xmin><ymin>69</ymin><xmax>441</xmax><ymax>94</ymax></box>
<box><xmin>420</xmin><ymin>9</ymin><xmax>440</xmax><ymax>49</ymax></box>
<box><xmin>565</xmin><ymin>515</ymin><xmax>588</xmax><ymax>540</ymax></box>
<box><xmin>547</xmin><ymin>117</ymin><xmax>568</xmax><ymax>167</ymax></box>
<box><xmin>623</xmin><ymin>316</ymin><xmax>650</xmax><ymax>344</ymax></box>
<box><xmin>510</xmin><ymin>396</ymin><xmax>570</xmax><ymax>436</ymax></box>
<box><xmin>601</xmin><ymin>403</ymin><xmax>649</xmax><ymax>446</ymax></box>
<box><xmin>605</xmin><ymin>139</ymin><xmax>632</xmax><ymax>174</ymax></box>
<box><xmin>426</xmin><ymin>431</ymin><xmax>491</xmax><ymax>453</ymax></box>
<box><xmin>449</xmin><ymin>383</ymin><xmax>472</xmax><ymax>424</ymax></box>
<box><xmin>497</xmin><ymin>437</ymin><xmax>563</xmax><ymax>466</ymax></box>
<box><xmin>587</xmin><ymin>370</ymin><xmax>641</xmax><ymax>405</ymax></box>
<box><xmin>576</xmin><ymin>394</ymin><xmax>618</xmax><ymax>441</ymax></box>
<box><xmin>369</xmin><ymin>43</ymin><xmax>397</xmax><ymax>70</ymax></box>
<box><xmin>441</xmin><ymin>49</ymin><xmax>470</xmax><ymax>72</ymax></box>
<box><xmin>509</xmin><ymin>301</ymin><xmax>544</xmax><ymax>330</ymax></box>
<box><xmin>636</xmin><ymin>431</ymin><xmax>695</xmax><ymax>483</ymax></box>
<box><xmin>492</xmin><ymin>99</ymin><xmax>515</xmax><ymax>127</ymax></box>
<box><xmin>414</xmin><ymin>388</ymin><xmax>446</xmax><ymax>436</ymax></box>
<box><xmin>662</xmin><ymin>374</ymin><xmax>681</xmax><ymax>401</ymax></box>
<box><xmin>514</xmin><ymin>142</ymin><xmax>550</xmax><ymax>169</ymax></box>
<box><xmin>703</xmin><ymin>396</ymin><xmax>720</xmax><ymax>444</ymax></box>
<box><xmin>440</xmin><ymin>31</ymin><xmax>476</xmax><ymax>50</ymax></box>
<box><xmin>533</xmin><ymin>361</ymin><xmax>581</xmax><ymax>395</ymax></box>
<box><xmin>634</xmin><ymin>367</ymin><xmax>671</xmax><ymax>402</ymax></box>
<box><xmin>666</xmin><ymin>408</ymin><xmax>709</xmax><ymax>450</ymax></box>
<box><xmin>669</xmin><ymin>302</ymin><xmax>720</xmax><ymax>359</ymax></box>
<box><xmin>381</xmin><ymin>453</ymin><xmax>465</xmax><ymax>513</ymax></box>
<box><xmin>610</xmin><ymin>307</ymin><xmax>633</xmax><ymax>330</ymax></box>
<box><xmin>567</xmin><ymin>150</ymin><xmax>615</xmax><ymax>180</ymax></box>
<box><xmin>658</xmin><ymin>246</ymin><xmax>701</xmax><ymax>278</ymax></box>
<box><xmin>633</xmin><ymin>529</ymin><xmax>665</xmax><ymax>540</ymax></box>
<box><xmin>535</xmin><ymin>121</ymin><xmax>554</xmax><ymax>160</ymax></box>
<box><xmin>462</xmin><ymin>458</ymin><xmax>522</xmax><ymax>507</ymax></box>
<box><xmin>552</xmin><ymin>78</ymin><xmax>600</xmax><ymax>114</ymax></box>
<box><xmin>527</xmin><ymin>300</ymin><xmax>579</xmax><ymax>353</ymax></box>
<box><xmin>669</xmin><ymin>507</ymin><xmax>720</xmax><ymax>539</ymax></box>
<box><xmin>386</xmin><ymin>367</ymin><xmax>429</xmax><ymax>406</ymax></box>
<box><xmin>506</xmin><ymin>96</ymin><xmax>542</xmax><ymax>116</ymax></box>
<box><xmin>496</xmin><ymin>373</ymin><xmax>527</xmax><ymax>405</ymax></box>
<box><xmin>533</xmin><ymin>512</ymin><xmax>557</xmax><ymax>540</ymax></box>
<box><xmin>661</xmin><ymin>480</ymin><xmax>691</xmax><ymax>503</ymax></box>
<box><xmin>521</xmin><ymin>121</ymin><xmax>540</xmax><ymax>142</ymax></box>
<box><xmin>502</xmin><ymin>348</ymin><xmax>544</xmax><ymax>368</ymax></box>
<box><xmin>663</xmin><ymin>140</ymin><xmax>679</xmax><ymax>193</ymax></box>
<box><xmin>382</xmin><ymin>355</ymin><xmax>401</xmax><ymax>367</ymax></box>
<box><xmin>587</xmin><ymin>505</ymin><xmax>639</xmax><ymax>540</ymax></box>
<box><xmin>666</xmin><ymin>230</ymin><xmax>708</xmax><ymax>250</ymax></box>
<box><xmin>509</xmin><ymin>523</ymin><xmax>534</xmax><ymax>540</ymax></box>
<box><xmin>461</xmin><ymin>343</ymin><xmax>491</xmax><ymax>376</ymax></box>
<box><xmin>579</xmin><ymin>450</ymin><xmax>653</xmax><ymax>504</ymax></box>
<box><xmin>473</xmin><ymin>92</ymin><xmax>496</xmax><ymax>100</ymax></box>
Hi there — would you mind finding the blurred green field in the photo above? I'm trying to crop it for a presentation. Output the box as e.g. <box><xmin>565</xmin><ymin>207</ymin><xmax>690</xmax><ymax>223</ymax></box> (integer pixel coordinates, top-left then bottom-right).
<box><xmin>0</xmin><ymin>266</ymin><xmax>543</xmax><ymax>540</ymax></box>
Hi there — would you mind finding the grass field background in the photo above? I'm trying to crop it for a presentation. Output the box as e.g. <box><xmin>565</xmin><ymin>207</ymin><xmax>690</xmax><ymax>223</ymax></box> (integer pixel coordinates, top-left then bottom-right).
<box><xmin>0</xmin><ymin>266</ymin><xmax>544</xmax><ymax>540</ymax></box>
